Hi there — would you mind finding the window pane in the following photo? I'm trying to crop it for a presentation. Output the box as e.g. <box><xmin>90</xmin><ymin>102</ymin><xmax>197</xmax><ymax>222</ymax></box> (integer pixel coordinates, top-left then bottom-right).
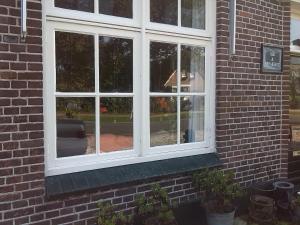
<box><xmin>56</xmin><ymin>98</ymin><xmax>96</xmax><ymax>158</ymax></box>
<box><xmin>182</xmin><ymin>0</ymin><xmax>205</xmax><ymax>29</ymax></box>
<box><xmin>150</xmin><ymin>42</ymin><xmax>177</xmax><ymax>93</ymax></box>
<box><xmin>150</xmin><ymin>97</ymin><xmax>177</xmax><ymax>147</ymax></box>
<box><xmin>290</xmin><ymin>56</ymin><xmax>300</xmax><ymax>150</ymax></box>
<box><xmin>180</xmin><ymin>96</ymin><xmax>204</xmax><ymax>143</ymax></box>
<box><xmin>100</xmin><ymin>98</ymin><xmax>133</xmax><ymax>152</ymax></box>
<box><xmin>291</xmin><ymin>18</ymin><xmax>300</xmax><ymax>45</ymax></box>
<box><xmin>99</xmin><ymin>37</ymin><xmax>133</xmax><ymax>93</ymax></box>
<box><xmin>150</xmin><ymin>0</ymin><xmax>178</xmax><ymax>25</ymax></box>
<box><xmin>181</xmin><ymin>45</ymin><xmax>205</xmax><ymax>92</ymax></box>
<box><xmin>99</xmin><ymin>0</ymin><xmax>132</xmax><ymax>18</ymax></box>
<box><xmin>55</xmin><ymin>0</ymin><xmax>94</xmax><ymax>13</ymax></box>
<box><xmin>56</xmin><ymin>32</ymin><xmax>95</xmax><ymax>92</ymax></box>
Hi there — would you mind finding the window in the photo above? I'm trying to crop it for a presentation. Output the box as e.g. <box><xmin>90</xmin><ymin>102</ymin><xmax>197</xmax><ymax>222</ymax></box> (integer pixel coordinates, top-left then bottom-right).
<box><xmin>291</xmin><ymin>2</ymin><xmax>300</xmax><ymax>53</ymax></box>
<box><xmin>289</xmin><ymin>2</ymin><xmax>300</xmax><ymax>166</ymax></box>
<box><xmin>44</xmin><ymin>0</ymin><xmax>216</xmax><ymax>176</ymax></box>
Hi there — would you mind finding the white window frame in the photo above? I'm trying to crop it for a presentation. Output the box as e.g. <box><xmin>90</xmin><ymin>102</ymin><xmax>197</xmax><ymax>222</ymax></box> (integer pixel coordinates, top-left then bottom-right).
<box><xmin>43</xmin><ymin>0</ymin><xmax>216</xmax><ymax>176</ymax></box>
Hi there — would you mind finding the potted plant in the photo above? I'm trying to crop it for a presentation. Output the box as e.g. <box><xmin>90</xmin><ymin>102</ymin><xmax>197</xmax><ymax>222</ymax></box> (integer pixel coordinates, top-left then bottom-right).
<box><xmin>193</xmin><ymin>169</ymin><xmax>243</xmax><ymax>225</ymax></box>
<box><xmin>97</xmin><ymin>201</ymin><xmax>133</xmax><ymax>225</ymax></box>
<box><xmin>134</xmin><ymin>183</ymin><xmax>178</xmax><ymax>225</ymax></box>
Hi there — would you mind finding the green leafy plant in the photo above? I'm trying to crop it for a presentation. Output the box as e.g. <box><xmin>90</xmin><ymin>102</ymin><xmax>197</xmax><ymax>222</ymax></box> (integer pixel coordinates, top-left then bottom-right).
<box><xmin>135</xmin><ymin>183</ymin><xmax>177</xmax><ymax>225</ymax></box>
<box><xmin>97</xmin><ymin>201</ymin><xmax>133</xmax><ymax>225</ymax></box>
<box><xmin>193</xmin><ymin>169</ymin><xmax>243</xmax><ymax>213</ymax></box>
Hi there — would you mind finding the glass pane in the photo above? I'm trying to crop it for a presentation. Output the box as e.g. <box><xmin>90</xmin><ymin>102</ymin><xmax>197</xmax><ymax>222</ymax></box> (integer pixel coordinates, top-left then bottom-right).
<box><xmin>150</xmin><ymin>0</ymin><xmax>177</xmax><ymax>25</ymax></box>
<box><xmin>99</xmin><ymin>37</ymin><xmax>133</xmax><ymax>93</ymax></box>
<box><xmin>100</xmin><ymin>98</ymin><xmax>133</xmax><ymax>152</ymax></box>
<box><xmin>181</xmin><ymin>45</ymin><xmax>205</xmax><ymax>92</ymax></box>
<box><xmin>99</xmin><ymin>0</ymin><xmax>132</xmax><ymax>18</ymax></box>
<box><xmin>181</xmin><ymin>0</ymin><xmax>205</xmax><ymax>29</ymax></box>
<box><xmin>291</xmin><ymin>18</ymin><xmax>300</xmax><ymax>44</ymax></box>
<box><xmin>180</xmin><ymin>96</ymin><xmax>204</xmax><ymax>143</ymax></box>
<box><xmin>290</xmin><ymin>56</ymin><xmax>300</xmax><ymax>158</ymax></box>
<box><xmin>150</xmin><ymin>42</ymin><xmax>177</xmax><ymax>93</ymax></box>
<box><xmin>150</xmin><ymin>97</ymin><xmax>177</xmax><ymax>147</ymax></box>
<box><xmin>56</xmin><ymin>98</ymin><xmax>96</xmax><ymax>158</ymax></box>
<box><xmin>56</xmin><ymin>32</ymin><xmax>95</xmax><ymax>92</ymax></box>
<box><xmin>55</xmin><ymin>0</ymin><xmax>94</xmax><ymax>13</ymax></box>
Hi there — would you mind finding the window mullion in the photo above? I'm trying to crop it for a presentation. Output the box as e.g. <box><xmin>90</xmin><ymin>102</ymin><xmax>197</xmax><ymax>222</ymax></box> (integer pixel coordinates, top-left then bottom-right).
<box><xmin>177</xmin><ymin>43</ymin><xmax>181</xmax><ymax>144</ymax></box>
<box><xmin>95</xmin><ymin>34</ymin><xmax>100</xmax><ymax>155</ymax></box>
<box><xmin>94</xmin><ymin>0</ymin><xmax>98</xmax><ymax>14</ymax></box>
<box><xmin>140</xmin><ymin>0</ymin><xmax>147</xmax><ymax>157</ymax></box>
<box><xmin>178</xmin><ymin>0</ymin><xmax>181</xmax><ymax>27</ymax></box>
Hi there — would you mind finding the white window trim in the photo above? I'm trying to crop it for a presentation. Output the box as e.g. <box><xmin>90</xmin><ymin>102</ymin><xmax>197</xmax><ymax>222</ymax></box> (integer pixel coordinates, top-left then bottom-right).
<box><xmin>43</xmin><ymin>0</ymin><xmax>216</xmax><ymax>176</ymax></box>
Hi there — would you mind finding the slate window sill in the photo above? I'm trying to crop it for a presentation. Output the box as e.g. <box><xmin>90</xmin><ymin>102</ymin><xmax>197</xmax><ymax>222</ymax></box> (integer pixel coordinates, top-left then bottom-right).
<box><xmin>45</xmin><ymin>153</ymin><xmax>221</xmax><ymax>198</ymax></box>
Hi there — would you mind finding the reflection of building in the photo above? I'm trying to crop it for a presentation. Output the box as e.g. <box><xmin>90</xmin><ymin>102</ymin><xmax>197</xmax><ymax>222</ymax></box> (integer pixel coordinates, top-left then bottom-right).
<box><xmin>164</xmin><ymin>70</ymin><xmax>205</xmax><ymax>92</ymax></box>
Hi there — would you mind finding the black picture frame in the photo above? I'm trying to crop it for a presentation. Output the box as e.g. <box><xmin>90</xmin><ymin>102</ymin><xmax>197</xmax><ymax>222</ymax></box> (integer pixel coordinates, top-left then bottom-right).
<box><xmin>261</xmin><ymin>44</ymin><xmax>283</xmax><ymax>74</ymax></box>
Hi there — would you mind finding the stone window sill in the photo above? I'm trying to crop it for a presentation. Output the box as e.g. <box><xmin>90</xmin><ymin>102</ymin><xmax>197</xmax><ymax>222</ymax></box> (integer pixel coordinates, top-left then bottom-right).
<box><xmin>45</xmin><ymin>153</ymin><xmax>221</xmax><ymax>198</ymax></box>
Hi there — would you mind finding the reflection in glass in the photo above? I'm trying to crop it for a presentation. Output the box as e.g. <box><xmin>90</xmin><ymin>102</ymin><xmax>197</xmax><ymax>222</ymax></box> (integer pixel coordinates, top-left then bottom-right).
<box><xmin>290</xmin><ymin>56</ymin><xmax>300</xmax><ymax>110</ymax></box>
<box><xmin>100</xmin><ymin>98</ymin><xmax>133</xmax><ymax>152</ymax></box>
<box><xmin>150</xmin><ymin>0</ymin><xmax>177</xmax><ymax>25</ymax></box>
<box><xmin>56</xmin><ymin>98</ymin><xmax>96</xmax><ymax>158</ymax></box>
<box><xmin>291</xmin><ymin>18</ymin><xmax>300</xmax><ymax>45</ymax></box>
<box><xmin>181</xmin><ymin>45</ymin><xmax>205</xmax><ymax>92</ymax></box>
<box><xmin>99</xmin><ymin>37</ymin><xmax>133</xmax><ymax>93</ymax></box>
<box><xmin>290</xmin><ymin>56</ymin><xmax>300</xmax><ymax>151</ymax></box>
<box><xmin>150</xmin><ymin>42</ymin><xmax>177</xmax><ymax>92</ymax></box>
<box><xmin>56</xmin><ymin>32</ymin><xmax>95</xmax><ymax>92</ymax></box>
<box><xmin>150</xmin><ymin>97</ymin><xmax>177</xmax><ymax>147</ymax></box>
<box><xmin>180</xmin><ymin>96</ymin><xmax>204</xmax><ymax>143</ymax></box>
<box><xmin>181</xmin><ymin>0</ymin><xmax>205</xmax><ymax>29</ymax></box>
<box><xmin>99</xmin><ymin>0</ymin><xmax>132</xmax><ymax>18</ymax></box>
<box><xmin>55</xmin><ymin>0</ymin><xmax>94</xmax><ymax>12</ymax></box>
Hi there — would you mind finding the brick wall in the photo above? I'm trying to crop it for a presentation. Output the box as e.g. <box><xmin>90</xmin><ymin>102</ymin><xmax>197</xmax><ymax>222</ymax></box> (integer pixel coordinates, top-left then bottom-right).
<box><xmin>0</xmin><ymin>0</ymin><xmax>290</xmax><ymax>224</ymax></box>
<box><xmin>216</xmin><ymin>0</ymin><xmax>290</xmax><ymax>185</ymax></box>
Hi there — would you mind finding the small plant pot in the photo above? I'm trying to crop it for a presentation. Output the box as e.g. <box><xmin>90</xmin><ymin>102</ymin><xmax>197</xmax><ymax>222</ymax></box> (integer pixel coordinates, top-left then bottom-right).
<box><xmin>249</xmin><ymin>194</ymin><xmax>275</xmax><ymax>224</ymax></box>
<box><xmin>206</xmin><ymin>209</ymin><xmax>235</xmax><ymax>225</ymax></box>
<box><xmin>250</xmin><ymin>182</ymin><xmax>275</xmax><ymax>198</ymax></box>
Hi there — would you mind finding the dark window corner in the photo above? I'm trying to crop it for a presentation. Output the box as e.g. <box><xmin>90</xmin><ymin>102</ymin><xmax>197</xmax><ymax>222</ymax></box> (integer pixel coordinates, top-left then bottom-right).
<box><xmin>45</xmin><ymin>153</ymin><xmax>221</xmax><ymax>198</ymax></box>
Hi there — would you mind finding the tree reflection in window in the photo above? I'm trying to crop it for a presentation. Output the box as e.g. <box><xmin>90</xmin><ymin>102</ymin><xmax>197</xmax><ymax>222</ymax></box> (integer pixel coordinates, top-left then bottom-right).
<box><xmin>55</xmin><ymin>0</ymin><xmax>94</xmax><ymax>12</ymax></box>
<box><xmin>99</xmin><ymin>37</ymin><xmax>133</xmax><ymax>93</ymax></box>
<box><xmin>56</xmin><ymin>32</ymin><xmax>95</xmax><ymax>92</ymax></box>
<box><xmin>99</xmin><ymin>0</ymin><xmax>132</xmax><ymax>18</ymax></box>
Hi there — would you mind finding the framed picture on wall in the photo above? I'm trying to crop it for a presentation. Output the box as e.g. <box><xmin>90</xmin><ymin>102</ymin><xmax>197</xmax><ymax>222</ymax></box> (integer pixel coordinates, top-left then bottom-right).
<box><xmin>261</xmin><ymin>44</ymin><xmax>283</xmax><ymax>73</ymax></box>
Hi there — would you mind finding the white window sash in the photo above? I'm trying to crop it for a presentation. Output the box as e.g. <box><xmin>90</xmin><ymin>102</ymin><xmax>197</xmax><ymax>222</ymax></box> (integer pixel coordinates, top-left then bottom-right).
<box><xmin>43</xmin><ymin>0</ymin><xmax>216</xmax><ymax>176</ymax></box>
